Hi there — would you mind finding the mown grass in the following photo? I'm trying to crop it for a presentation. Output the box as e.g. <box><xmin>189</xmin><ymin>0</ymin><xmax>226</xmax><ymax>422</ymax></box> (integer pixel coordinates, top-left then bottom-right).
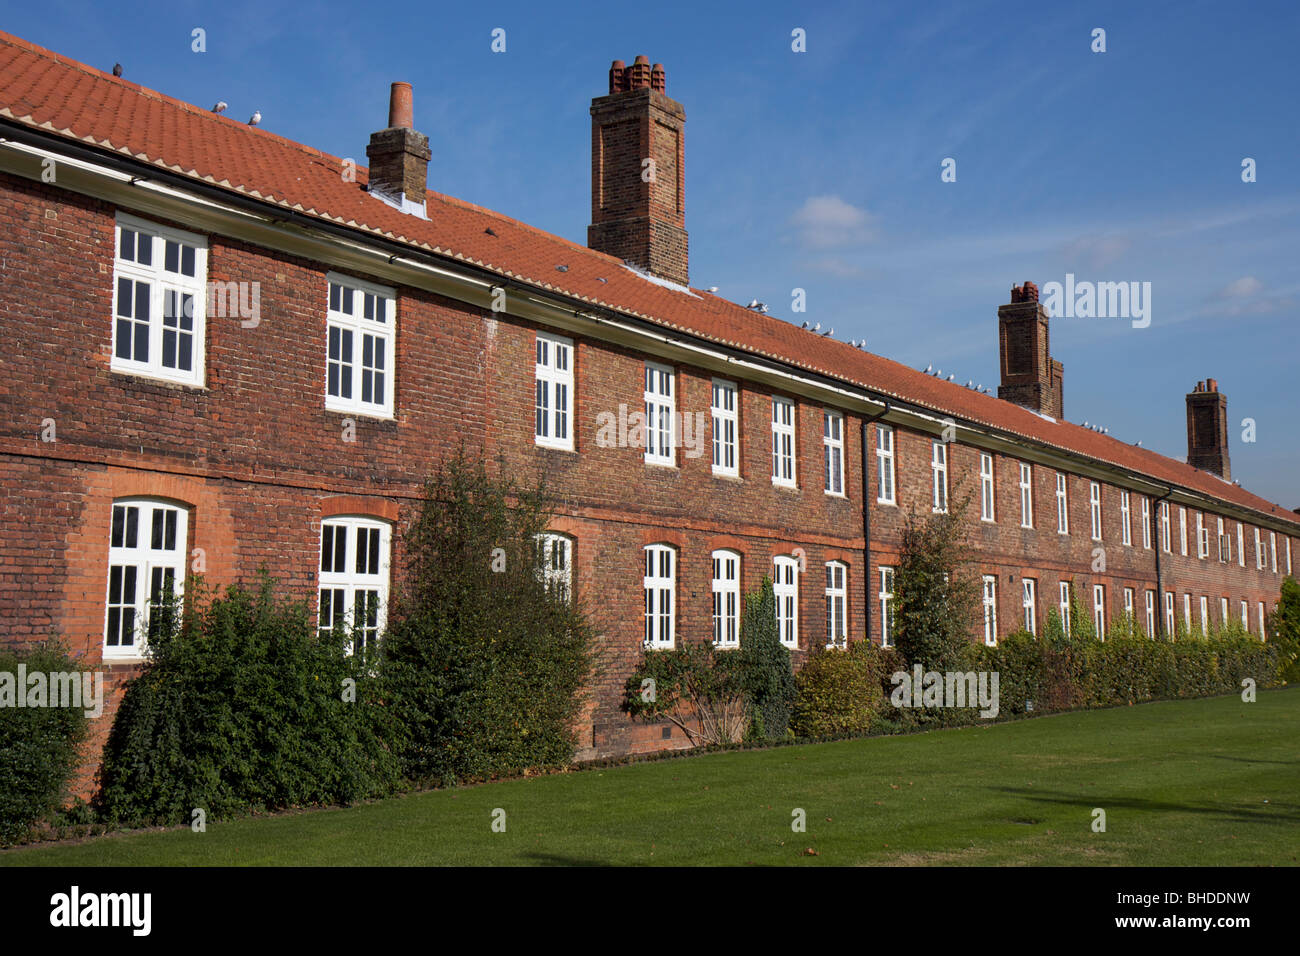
<box><xmin>4</xmin><ymin>688</ymin><xmax>1298</xmax><ymax>866</ymax></box>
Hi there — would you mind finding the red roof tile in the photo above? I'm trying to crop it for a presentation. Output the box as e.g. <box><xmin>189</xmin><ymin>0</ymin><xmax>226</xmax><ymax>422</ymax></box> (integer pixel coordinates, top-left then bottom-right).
<box><xmin>2</xmin><ymin>30</ymin><xmax>1296</xmax><ymax>529</ymax></box>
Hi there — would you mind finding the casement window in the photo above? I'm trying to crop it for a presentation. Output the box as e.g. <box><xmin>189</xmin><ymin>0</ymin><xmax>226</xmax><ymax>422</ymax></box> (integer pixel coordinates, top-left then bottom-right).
<box><xmin>1287</xmin><ymin>537</ymin><xmax>1293</xmax><ymax>575</ymax></box>
<box><xmin>104</xmin><ymin>499</ymin><xmax>188</xmax><ymax>658</ymax></box>
<box><xmin>643</xmin><ymin>544</ymin><xmax>676</xmax><ymax>648</ymax></box>
<box><xmin>326</xmin><ymin>274</ymin><xmax>395</xmax><ymax>418</ymax></box>
<box><xmin>711</xmin><ymin>380</ymin><xmax>739</xmax><ymax>477</ymax></box>
<box><xmin>1144</xmin><ymin>590</ymin><xmax>1156</xmax><ymax>638</ymax></box>
<box><xmin>1161</xmin><ymin>502</ymin><xmax>1171</xmax><ymax>552</ymax></box>
<box><xmin>1220</xmin><ymin>597</ymin><xmax>1229</xmax><ymax>627</ymax></box>
<box><xmin>1056</xmin><ymin>472</ymin><xmax>1069</xmax><ymax>534</ymax></box>
<box><xmin>534</xmin><ymin>333</ymin><xmax>574</xmax><ymax>450</ymax></box>
<box><xmin>1255</xmin><ymin>527</ymin><xmax>1264</xmax><ymax>569</ymax></box>
<box><xmin>823</xmin><ymin>411</ymin><xmax>845</xmax><ymax>496</ymax></box>
<box><xmin>318</xmin><ymin>517</ymin><xmax>390</xmax><ymax>654</ymax></box>
<box><xmin>1124</xmin><ymin>587</ymin><xmax>1134</xmax><ymax>621</ymax></box>
<box><xmin>1019</xmin><ymin>463</ymin><xmax>1033</xmax><ymax>528</ymax></box>
<box><xmin>535</xmin><ymin>533</ymin><xmax>573</xmax><ymax>601</ymax></box>
<box><xmin>1179</xmin><ymin>507</ymin><xmax>1187</xmax><ymax>556</ymax></box>
<box><xmin>644</xmin><ymin>363</ymin><xmax>676</xmax><ymax>466</ymax></box>
<box><xmin>1237</xmin><ymin>523</ymin><xmax>1246</xmax><ymax>567</ymax></box>
<box><xmin>1022</xmin><ymin>578</ymin><xmax>1037</xmax><ymax>635</ymax></box>
<box><xmin>711</xmin><ymin>550</ymin><xmax>740</xmax><ymax>648</ymax></box>
<box><xmin>931</xmin><ymin>441</ymin><xmax>949</xmax><ymax>513</ymax></box>
<box><xmin>773</xmin><ymin>556</ymin><xmax>800</xmax><ymax>648</ymax></box>
<box><xmin>879</xmin><ymin>567</ymin><xmax>895</xmax><ymax>648</ymax></box>
<box><xmin>1120</xmin><ymin>492</ymin><xmax>1131</xmax><ymax>546</ymax></box>
<box><xmin>1196</xmin><ymin>513</ymin><xmax>1207</xmax><ymax>560</ymax></box>
<box><xmin>825</xmin><ymin>561</ymin><xmax>848</xmax><ymax>648</ymax></box>
<box><xmin>1258</xmin><ymin>601</ymin><xmax>1266</xmax><ymax>639</ymax></box>
<box><xmin>1141</xmin><ymin>497</ymin><xmax>1151</xmax><ymax>549</ymax></box>
<box><xmin>1270</xmin><ymin>532</ymin><xmax>1278</xmax><ymax>573</ymax></box>
<box><xmin>982</xmin><ymin>576</ymin><xmax>998</xmax><ymax>646</ymax></box>
<box><xmin>1089</xmin><ymin>482</ymin><xmax>1102</xmax><ymax>541</ymax></box>
<box><xmin>112</xmin><ymin>214</ymin><xmax>207</xmax><ymax>386</ymax></box>
<box><xmin>1164</xmin><ymin>591</ymin><xmax>1175</xmax><ymax>636</ymax></box>
<box><xmin>1198</xmin><ymin>596</ymin><xmax>1209</xmax><ymax>636</ymax></box>
<box><xmin>1093</xmin><ymin>584</ymin><xmax>1106</xmax><ymax>640</ymax></box>
<box><xmin>876</xmin><ymin>425</ymin><xmax>896</xmax><ymax>504</ymax></box>
<box><xmin>771</xmin><ymin>397</ymin><xmax>796</xmax><ymax>487</ymax></box>
<box><xmin>979</xmin><ymin>453</ymin><xmax>995</xmax><ymax>522</ymax></box>
<box><xmin>1059</xmin><ymin>581</ymin><xmax>1072</xmax><ymax>637</ymax></box>
<box><xmin>1217</xmin><ymin>517</ymin><xmax>1227</xmax><ymax>563</ymax></box>
<box><xmin>1183</xmin><ymin>593</ymin><xmax>1192</xmax><ymax>632</ymax></box>
<box><xmin>1240</xmin><ymin>600</ymin><xmax>1248</xmax><ymax>629</ymax></box>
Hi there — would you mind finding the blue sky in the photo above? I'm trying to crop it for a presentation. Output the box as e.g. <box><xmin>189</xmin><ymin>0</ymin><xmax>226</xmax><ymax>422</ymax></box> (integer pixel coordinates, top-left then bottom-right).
<box><xmin>5</xmin><ymin>0</ymin><xmax>1297</xmax><ymax>504</ymax></box>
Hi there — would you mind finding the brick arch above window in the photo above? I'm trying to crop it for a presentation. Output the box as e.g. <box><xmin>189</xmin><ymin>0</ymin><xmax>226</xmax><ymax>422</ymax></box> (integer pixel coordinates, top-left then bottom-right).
<box><xmin>319</xmin><ymin>495</ymin><xmax>400</xmax><ymax>523</ymax></box>
<box><xmin>822</xmin><ymin>548</ymin><xmax>855</xmax><ymax>567</ymax></box>
<box><xmin>545</xmin><ymin>515</ymin><xmax>586</xmax><ymax>540</ymax></box>
<box><xmin>107</xmin><ymin>472</ymin><xmax>201</xmax><ymax>510</ymax></box>
<box><xmin>640</xmin><ymin>527</ymin><xmax>686</xmax><ymax>549</ymax></box>
<box><xmin>705</xmin><ymin>534</ymin><xmax>747</xmax><ymax>554</ymax></box>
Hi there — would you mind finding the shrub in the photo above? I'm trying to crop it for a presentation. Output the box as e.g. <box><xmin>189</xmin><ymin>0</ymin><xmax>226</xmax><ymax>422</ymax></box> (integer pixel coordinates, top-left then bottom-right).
<box><xmin>96</xmin><ymin>578</ymin><xmax>400</xmax><ymax>826</ymax></box>
<box><xmin>1270</xmin><ymin>575</ymin><xmax>1300</xmax><ymax>682</ymax></box>
<box><xmin>381</xmin><ymin>451</ymin><xmax>595</xmax><ymax>785</ymax></box>
<box><xmin>737</xmin><ymin>579</ymin><xmax>795</xmax><ymax>741</ymax></box>
<box><xmin>791</xmin><ymin>641</ymin><xmax>886</xmax><ymax>738</ymax></box>
<box><xmin>623</xmin><ymin>643</ymin><xmax>747</xmax><ymax>746</ymax></box>
<box><xmin>0</xmin><ymin>641</ymin><xmax>90</xmax><ymax>844</ymax></box>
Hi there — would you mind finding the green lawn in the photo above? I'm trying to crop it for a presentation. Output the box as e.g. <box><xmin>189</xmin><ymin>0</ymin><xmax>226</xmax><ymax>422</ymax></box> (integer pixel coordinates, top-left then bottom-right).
<box><xmin>5</xmin><ymin>688</ymin><xmax>1299</xmax><ymax>866</ymax></box>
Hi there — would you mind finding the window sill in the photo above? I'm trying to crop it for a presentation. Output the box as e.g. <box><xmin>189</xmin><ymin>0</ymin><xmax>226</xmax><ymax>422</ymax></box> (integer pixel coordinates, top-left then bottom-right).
<box><xmin>325</xmin><ymin>403</ymin><xmax>395</xmax><ymax>422</ymax></box>
<box><xmin>110</xmin><ymin>367</ymin><xmax>206</xmax><ymax>391</ymax></box>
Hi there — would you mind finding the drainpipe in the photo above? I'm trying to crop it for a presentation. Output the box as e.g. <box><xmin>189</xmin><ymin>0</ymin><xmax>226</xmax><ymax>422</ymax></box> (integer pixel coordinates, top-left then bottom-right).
<box><xmin>860</xmin><ymin>401</ymin><xmax>892</xmax><ymax>645</ymax></box>
<box><xmin>1152</xmin><ymin>485</ymin><xmax>1173</xmax><ymax>638</ymax></box>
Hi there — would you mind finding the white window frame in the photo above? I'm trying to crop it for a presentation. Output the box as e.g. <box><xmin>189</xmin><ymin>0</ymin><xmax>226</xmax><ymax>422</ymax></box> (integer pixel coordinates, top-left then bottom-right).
<box><xmin>711</xmin><ymin>549</ymin><xmax>741</xmax><ymax>648</ymax></box>
<box><xmin>1199</xmin><ymin>595</ymin><xmax>1209</xmax><ymax>636</ymax></box>
<box><xmin>1141</xmin><ymin>496</ymin><xmax>1151</xmax><ymax>549</ymax></box>
<box><xmin>825</xmin><ymin>561</ymin><xmax>848</xmax><ymax>648</ymax></box>
<box><xmin>325</xmin><ymin>272</ymin><xmax>396</xmax><ymax>418</ymax></box>
<box><xmin>1161</xmin><ymin>501</ymin><xmax>1171</xmax><ymax>553</ymax></box>
<box><xmin>1270</xmin><ymin>531</ymin><xmax>1278</xmax><ymax>573</ymax></box>
<box><xmin>1019</xmin><ymin>463</ymin><xmax>1033</xmax><ymax>528</ymax></box>
<box><xmin>980</xmin><ymin>453</ymin><xmax>995</xmax><ymax>522</ymax></box>
<box><xmin>982</xmin><ymin>576</ymin><xmax>998</xmax><ymax>646</ymax></box>
<box><xmin>1183</xmin><ymin>593</ymin><xmax>1192</xmax><ymax>632</ymax></box>
<box><xmin>823</xmin><ymin>411</ymin><xmax>845</xmax><ymax>496</ymax></box>
<box><xmin>771</xmin><ymin>397</ymin><xmax>797</xmax><ymax>487</ymax></box>
<box><xmin>1240</xmin><ymin>600</ymin><xmax>1248</xmax><ymax>629</ymax></box>
<box><xmin>1238</xmin><ymin>522</ymin><xmax>1246</xmax><ymax>567</ymax></box>
<box><xmin>1093</xmin><ymin>584</ymin><xmax>1106</xmax><ymax>640</ymax></box>
<box><xmin>318</xmin><ymin>516</ymin><xmax>391</xmax><ymax>655</ymax></box>
<box><xmin>932</xmin><ymin>441</ymin><xmax>949</xmax><ymax>513</ymax></box>
<box><xmin>1022</xmin><ymin>578</ymin><xmax>1037</xmax><ymax>635</ymax></box>
<box><xmin>1179</xmin><ymin>507</ymin><xmax>1188</xmax><ymax>556</ymax></box>
<box><xmin>534</xmin><ymin>333</ymin><xmax>574</xmax><ymax>450</ymax></box>
<box><xmin>1056</xmin><ymin>472</ymin><xmax>1069</xmax><ymax>535</ymax></box>
<box><xmin>1144</xmin><ymin>590</ymin><xmax>1155</xmax><ymax>638</ymax></box>
<box><xmin>643</xmin><ymin>544</ymin><xmax>676</xmax><ymax>648</ymax></box>
<box><xmin>1255</xmin><ymin>527</ymin><xmax>1264</xmax><ymax>569</ymax></box>
<box><xmin>1121</xmin><ymin>491</ymin><xmax>1131</xmax><ymax>546</ymax></box>
<box><xmin>1196</xmin><ymin>513</ymin><xmax>1207</xmax><ymax>560</ymax></box>
<box><xmin>1217</xmin><ymin>516</ymin><xmax>1227</xmax><ymax>563</ymax></box>
<box><xmin>1258</xmin><ymin>601</ymin><xmax>1266</xmax><ymax>640</ymax></box>
<box><xmin>104</xmin><ymin>498</ymin><xmax>188</xmax><ymax>659</ymax></box>
<box><xmin>1123</xmin><ymin>587</ymin><xmax>1134</xmax><ymax>621</ymax></box>
<box><xmin>111</xmin><ymin>213</ymin><xmax>208</xmax><ymax>387</ymax></box>
<box><xmin>711</xmin><ymin>379</ymin><xmax>739</xmax><ymax>477</ymax></box>
<box><xmin>536</xmin><ymin>532</ymin><xmax>573</xmax><ymax>601</ymax></box>
<box><xmin>1059</xmin><ymin>580</ymin><xmax>1071</xmax><ymax>637</ymax></box>
<box><xmin>644</xmin><ymin>362</ymin><xmax>676</xmax><ymax>467</ymax></box>
<box><xmin>773</xmin><ymin>555</ymin><xmax>800</xmax><ymax>648</ymax></box>
<box><xmin>876</xmin><ymin>424</ymin><xmax>895</xmax><ymax>504</ymax></box>
<box><xmin>1090</xmin><ymin>482</ymin><xmax>1102</xmax><ymax>541</ymax></box>
<box><xmin>1287</xmin><ymin>536</ymin><xmax>1293</xmax><ymax>575</ymax></box>
<box><xmin>1164</xmin><ymin>591</ymin><xmax>1175</xmax><ymax>636</ymax></box>
<box><xmin>880</xmin><ymin>566</ymin><xmax>895</xmax><ymax>648</ymax></box>
<box><xmin>1220</xmin><ymin>596</ymin><xmax>1229</xmax><ymax>627</ymax></box>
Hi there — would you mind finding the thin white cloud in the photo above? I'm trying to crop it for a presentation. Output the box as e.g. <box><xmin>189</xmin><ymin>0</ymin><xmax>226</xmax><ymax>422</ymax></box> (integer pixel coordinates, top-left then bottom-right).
<box><xmin>789</xmin><ymin>195</ymin><xmax>876</xmax><ymax>249</ymax></box>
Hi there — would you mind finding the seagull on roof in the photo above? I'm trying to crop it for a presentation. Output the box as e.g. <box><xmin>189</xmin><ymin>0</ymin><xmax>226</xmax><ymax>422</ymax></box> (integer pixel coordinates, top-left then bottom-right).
<box><xmin>811</xmin><ymin>322</ymin><xmax>821</xmax><ymax>332</ymax></box>
<box><xmin>112</xmin><ymin>63</ymin><xmax>122</xmax><ymax>77</ymax></box>
<box><xmin>248</xmin><ymin>110</ymin><xmax>262</xmax><ymax>126</ymax></box>
<box><xmin>923</xmin><ymin>364</ymin><xmax>932</xmax><ymax>374</ymax></box>
<box><xmin>705</xmin><ymin>286</ymin><xmax>718</xmax><ymax>292</ymax></box>
<box><xmin>821</xmin><ymin>328</ymin><xmax>833</xmax><ymax>336</ymax></box>
<box><xmin>946</xmin><ymin>374</ymin><xmax>955</xmax><ymax>381</ymax></box>
<box><xmin>212</xmin><ymin>101</ymin><xmax>228</xmax><ymax>114</ymax></box>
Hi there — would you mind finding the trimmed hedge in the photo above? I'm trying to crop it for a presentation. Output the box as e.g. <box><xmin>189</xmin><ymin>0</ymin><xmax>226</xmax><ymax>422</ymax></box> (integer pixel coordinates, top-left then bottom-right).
<box><xmin>0</xmin><ymin>642</ymin><xmax>90</xmax><ymax>845</ymax></box>
<box><xmin>791</xmin><ymin>641</ymin><xmax>888</xmax><ymax>738</ymax></box>
<box><xmin>96</xmin><ymin>578</ymin><xmax>401</xmax><ymax>826</ymax></box>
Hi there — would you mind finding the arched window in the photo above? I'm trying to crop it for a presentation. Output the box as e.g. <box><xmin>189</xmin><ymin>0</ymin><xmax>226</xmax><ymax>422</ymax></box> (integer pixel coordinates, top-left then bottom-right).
<box><xmin>772</xmin><ymin>555</ymin><xmax>799</xmax><ymax>648</ymax></box>
<box><xmin>536</xmin><ymin>533</ymin><xmax>573</xmax><ymax>601</ymax></box>
<box><xmin>711</xmin><ymin>550</ymin><xmax>740</xmax><ymax>648</ymax></box>
<box><xmin>105</xmin><ymin>498</ymin><xmax>189</xmax><ymax>658</ymax></box>
<box><xmin>825</xmin><ymin>561</ymin><xmax>847</xmax><ymax>648</ymax></box>
<box><xmin>643</xmin><ymin>544</ymin><xmax>675</xmax><ymax>648</ymax></box>
<box><xmin>318</xmin><ymin>516</ymin><xmax>391</xmax><ymax>654</ymax></box>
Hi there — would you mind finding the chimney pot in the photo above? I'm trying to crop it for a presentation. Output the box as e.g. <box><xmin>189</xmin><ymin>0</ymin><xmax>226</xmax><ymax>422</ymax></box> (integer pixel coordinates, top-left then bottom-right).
<box><xmin>388</xmin><ymin>82</ymin><xmax>413</xmax><ymax>129</ymax></box>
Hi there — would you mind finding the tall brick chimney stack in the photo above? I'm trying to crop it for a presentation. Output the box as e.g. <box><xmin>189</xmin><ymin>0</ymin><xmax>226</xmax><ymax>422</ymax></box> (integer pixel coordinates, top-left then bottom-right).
<box><xmin>998</xmin><ymin>281</ymin><xmax>1064</xmax><ymax>419</ymax></box>
<box><xmin>1186</xmin><ymin>379</ymin><xmax>1231</xmax><ymax>480</ymax></box>
<box><xmin>588</xmin><ymin>56</ymin><xmax>688</xmax><ymax>286</ymax></box>
<box><xmin>366</xmin><ymin>82</ymin><xmax>431</xmax><ymax>212</ymax></box>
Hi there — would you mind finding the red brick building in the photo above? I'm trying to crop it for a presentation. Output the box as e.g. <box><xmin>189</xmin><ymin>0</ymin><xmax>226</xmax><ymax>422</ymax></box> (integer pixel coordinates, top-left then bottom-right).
<box><xmin>1</xmin><ymin>35</ymin><xmax>1296</xmax><ymax>789</ymax></box>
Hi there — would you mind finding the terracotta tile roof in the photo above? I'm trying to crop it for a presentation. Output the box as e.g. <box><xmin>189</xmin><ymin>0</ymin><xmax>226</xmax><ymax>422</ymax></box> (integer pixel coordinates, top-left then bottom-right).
<box><xmin>2</xmin><ymin>30</ymin><xmax>1296</xmax><ymax>529</ymax></box>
